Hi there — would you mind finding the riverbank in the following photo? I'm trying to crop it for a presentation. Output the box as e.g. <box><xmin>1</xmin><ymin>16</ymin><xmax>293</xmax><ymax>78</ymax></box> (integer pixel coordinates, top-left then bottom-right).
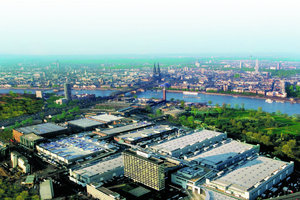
<box><xmin>160</xmin><ymin>89</ymin><xmax>300</xmax><ymax>104</ymax></box>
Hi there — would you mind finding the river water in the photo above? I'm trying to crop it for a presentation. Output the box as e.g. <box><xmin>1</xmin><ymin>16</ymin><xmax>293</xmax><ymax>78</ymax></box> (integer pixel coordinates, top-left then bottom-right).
<box><xmin>1</xmin><ymin>89</ymin><xmax>299</xmax><ymax>115</ymax></box>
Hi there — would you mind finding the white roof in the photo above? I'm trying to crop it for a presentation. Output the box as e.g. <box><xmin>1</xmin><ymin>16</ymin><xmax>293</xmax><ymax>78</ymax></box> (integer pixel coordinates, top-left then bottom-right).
<box><xmin>119</xmin><ymin>125</ymin><xmax>173</xmax><ymax>142</ymax></box>
<box><xmin>187</xmin><ymin>141</ymin><xmax>255</xmax><ymax>164</ymax></box>
<box><xmin>74</xmin><ymin>156</ymin><xmax>123</xmax><ymax>177</ymax></box>
<box><xmin>151</xmin><ymin>130</ymin><xmax>224</xmax><ymax>153</ymax></box>
<box><xmin>211</xmin><ymin>156</ymin><xmax>291</xmax><ymax>191</ymax></box>
<box><xmin>89</xmin><ymin>114</ymin><xmax>124</xmax><ymax>123</ymax></box>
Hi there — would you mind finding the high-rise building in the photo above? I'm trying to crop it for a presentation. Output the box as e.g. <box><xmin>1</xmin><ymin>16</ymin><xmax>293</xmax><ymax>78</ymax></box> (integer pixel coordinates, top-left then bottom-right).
<box><xmin>64</xmin><ymin>83</ymin><xmax>72</xmax><ymax>100</ymax></box>
<box><xmin>239</xmin><ymin>61</ymin><xmax>242</xmax><ymax>69</ymax></box>
<box><xmin>123</xmin><ymin>149</ymin><xmax>165</xmax><ymax>191</ymax></box>
<box><xmin>163</xmin><ymin>87</ymin><xmax>167</xmax><ymax>101</ymax></box>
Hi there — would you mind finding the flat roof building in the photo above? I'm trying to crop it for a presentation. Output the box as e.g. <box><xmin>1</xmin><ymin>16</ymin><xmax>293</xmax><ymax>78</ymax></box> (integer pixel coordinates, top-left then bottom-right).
<box><xmin>13</xmin><ymin>123</ymin><xmax>67</xmax><ymax>142</ymax></box>
<box><xmin>40</xmin><ymin>178</ymin><xmax>54</xmax><ymax>200</ymax></box>
<box><xmin>20</xmin><ymin>133</ymin><xmax>44</xmax><ymax>150</ymax></box>
<box><xmin>187</xmin><ymin>140</ymin><xmax>260</xmax><ymax>170</ymax></box>
<box><xmin>171</xmin><ymin>166</ymin><xmax>213</xmax><ymax>190</ymax></box>
<box><xmin>68</xmin><ymin>118</ymin><xmax>104</xmax><ymax>131</ymax></box>
<box><xmin>123</xmin><ymin>149</ymin><xmax>165</xmax><ymax>191</ymax></box>
<box><xmin>114</xmin><ymin>125</ymin><xmax>176</xmax><ymax>144</ymax></box>
<box><xmin>88</xmin><ymin>114</ymin><xmax>124</xmax><ymax>124</ymax></box>
<box><xmin>151</xmin><ymin>129</ymin><xmax>226</xmax><ymax>157</ymax></box>
<box><xmin>70</xmin><ymin>155</ymin><xmax>124</xmax><ymax>186</ymax></box>
<box><xmin>36</xmin><ymin>132</ymin><xmax>115</xmax><ymax>165</ymax></box>
<box><xmin>95</xmin><ymin>122</ymin><xmax>153</xmax><ymax>138</ymax></box>
<box><xmin>206</xmin><ymin>156</ymin><xmax>294</xmax><ymax>200</ymax></box>
<box><xmin>87</xmin><ymin>185</ymin><xmax>126</xmax><ymax>200</ymax></box>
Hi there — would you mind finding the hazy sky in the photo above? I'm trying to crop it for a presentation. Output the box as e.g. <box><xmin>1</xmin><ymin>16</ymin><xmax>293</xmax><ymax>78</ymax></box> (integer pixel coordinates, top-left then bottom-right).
<box><xmin>0</xmin><ymin>0</ymin><xmax>299</xmax><ymax>55</ymax></box>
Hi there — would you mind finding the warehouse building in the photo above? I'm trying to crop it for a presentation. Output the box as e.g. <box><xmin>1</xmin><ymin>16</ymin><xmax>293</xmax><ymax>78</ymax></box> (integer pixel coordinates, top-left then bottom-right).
<box><xmin>114</xmin><ymin>125</ymin><xmax>177</xmax><ymax>144</ymax></box>
<box><xmin>87</xmin><ymin>184</ymin><xmax>126</xmax><ymax>200</ymax></box>
<box><xmin>69</xmin><ymin>155</ymin><xmax>124</xmax><ymax>186</ymax></box>
<box><xmin>13</xmin><ymin>123</ymin><xmax>67</xmax><ymax>142</ymax></box>
<box><xmin>40</xmin><ymin>178</ymin><xmax>54</xmax><ymax>200</ymax></box>
<box><xmin>123</xmin><ymin>149</ymin><xmax>165</xmax><ymax>191</ymax></box>
<box><xmin>20</xmin><ymin>133</ymin><xmax>45</xmax><ymax>150</ymax></box>
<box><xmin>206</xmin><ymin>156</ymin><xmax>294</xmax><ymax>200</ymax></box>
<box><xmin>187</xmin><ymin>140</ymin><xmax>260</xmax><ymax>170</ymax></box>
<box><xmin>68</xmin><ymin>118</ymin><xmax>104</xmax><ymax>132</ymax></box>
<box><xmin>150</xmin><ymin>129</ymin><xmax>227</xmax><ymax>157</ymax></box>
<box><xmin>88</xmin><ymin>114</ymin><xmax>124</xmax><ymax>124</ymax></box>
<box><xmin>95</xmin><ymin>122</ymin><xmax>153</xmax><ymax>138</ymax></box>
<box><xmin>36</xmin><ymin>132</ymin><xmax>115</xmax><ymax>165</ymax></box>
<box><xmin>171</xmin><ymin>165</ymin><xmax>213</xmax><ymax>189</ymax></box>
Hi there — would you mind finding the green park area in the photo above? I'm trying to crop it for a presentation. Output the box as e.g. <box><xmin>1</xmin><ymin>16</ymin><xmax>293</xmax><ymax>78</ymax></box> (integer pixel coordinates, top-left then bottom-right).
<box><xmin>170</xmin><ymin>104</ymin><xmax>300</xmax><ymax>163</ymax></box>
<box><xmin>0</xmin><ymin>178</ymin><xmax>39</xmax><ymax>200</ymax></box>
<box><xmin>0</xmin><ymin>92</ymin><xmax>43</xmax><ymax>121</ymax></box>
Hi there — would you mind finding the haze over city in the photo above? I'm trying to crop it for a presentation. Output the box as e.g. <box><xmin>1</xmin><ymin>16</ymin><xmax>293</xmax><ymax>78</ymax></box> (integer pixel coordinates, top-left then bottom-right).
<box><xmin>0</xmin><ymin>0</ymin><xmax>300</xmax><ymax>55</ymax></box>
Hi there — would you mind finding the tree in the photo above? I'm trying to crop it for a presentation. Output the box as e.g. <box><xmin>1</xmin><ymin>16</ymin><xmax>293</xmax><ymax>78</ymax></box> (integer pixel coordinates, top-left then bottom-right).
<box><xmin>180</xmin><ymin>101</ymin><xmax>185</xmax><ymax>109</ymax></box>
<box><xmin>257</xmin><ymin>107</ymin><xmax>262</xmax><ymax>113</ymax></box>
<box><xmin>208</xmin><ymin>100</ymin><xmax>212</xmax><ymax>105</ymax></box>
<box><xmin>241</xmin><ymin>103</ymin><xmax>245</xmax><ymax>110</ymax></box>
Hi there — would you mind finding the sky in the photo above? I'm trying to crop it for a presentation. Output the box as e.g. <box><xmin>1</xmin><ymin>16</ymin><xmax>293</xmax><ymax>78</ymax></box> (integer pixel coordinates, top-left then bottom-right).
<box><xmin>0</xmin><ymin>0</ymin><xmax>299</xmax><ymax>55</ymax></box>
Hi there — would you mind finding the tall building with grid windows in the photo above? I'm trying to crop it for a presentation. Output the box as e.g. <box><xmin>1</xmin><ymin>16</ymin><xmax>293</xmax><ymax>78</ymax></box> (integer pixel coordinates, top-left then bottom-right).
<box><xmin>123</xmin><ymin>149</ymin><xmax>165</xmax><ymax>191</ymax></box>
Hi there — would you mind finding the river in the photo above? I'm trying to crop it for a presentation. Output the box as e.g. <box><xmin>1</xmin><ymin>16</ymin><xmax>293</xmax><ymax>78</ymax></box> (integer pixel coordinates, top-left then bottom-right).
<box><xmin>1</xmin><ymin>88</ymin><xmax>299</xmax><ymax>115</ymax></box>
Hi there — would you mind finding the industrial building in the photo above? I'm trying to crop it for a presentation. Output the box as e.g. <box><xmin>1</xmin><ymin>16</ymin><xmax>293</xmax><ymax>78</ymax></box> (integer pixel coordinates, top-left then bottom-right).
<box><xmin>187</xmin><ymin>140</ymin><xmax>260</xmax><ymax>170</ymax></box>
<box><xmin>68</xmin><ymin>118</ymin><xmax>104</xmax><ymax>131</ymax></box>
<box><xmin>87</xmin><ymin>184</ymin><xmax>126</xmax><ymax>200</ymax></box>
<box><xmin>96</xmin><ymin>122</ymin><xmax>153</xmax><ymax>138</ymax></box>
<box><xmin>36</xmin><ymin>132</ymin><xmax>115</xmax><ymax>165</ymax></box>
<box><xmin>11</xmin><ymin>151</ymin><xmax>30</xmax><ymax>173</ymax></box>
<box><xmin>13</xmin><ymin>123</ymin><xmax>67</xmax><ymax>142</ymax></box>
<box><xmin>40</xmin><ymin>178</ymin><xmax>54</xmax><ymax>200</ymax></box>
<box><xmin>88</xmin><ymin>114</ymin><xmax>124</xmax><ymax>124</ymax></box>
<box><xmin>206</xmin><ymin>156</ymin><xmax>294</xmax><ymax>200</ymax></box>
<box><xmin>171</xmin><ymin>166</ymin><xmax>213</xmax><ymax>189</ymax></box>
<box><xmin>20</xmin><ymin>133</ymin><xmax>44</xmax><ymax>150</ymax></box>
<box><xmin>97</xmin><ymin>122</ymin><xmax>153</xmax><ymax>137</ymax></box>
<box><xmin>123</xmin><ymin>149</ymin><xmax>165</xmax><ymax>191</ymax></box>
<box><xmin>150</xmin><ymin>129</ymin><xmax>227</xmax><ymax>157</ymax></box>
<box><xmin>69</xmin><ymin>155</ymin><xmax>124</xmax><ymax>186</ymax></box>
<box><xmin>114</xmin><ymin>125</ymin><xmax>176</xmax><ymax>145</ymax></box>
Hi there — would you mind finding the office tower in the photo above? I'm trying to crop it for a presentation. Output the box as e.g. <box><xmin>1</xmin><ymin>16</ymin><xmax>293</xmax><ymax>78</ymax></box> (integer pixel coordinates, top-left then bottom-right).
<box><xmin>239</xmin><ymin>61</ymin><xmax>242</xmax><ymax>69</ymax></box>
<box><xmin>255</xmin><ymin>59</ymin><xmax>259</xmax><ymax>73</ymax></box>
<box><xmin>123</xmin><ymin>149</ymin><xmax>165</xmax><ymax>191</ymax></box>
<box><xmin>64</xmin><ymin>83</ymin><xmax>72</xmax><ymax>100</ymax></box>
<box><xmin>163</xmin><ymin>87</ymin><xmax>167</xmax><ymax>101</ymax></box>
